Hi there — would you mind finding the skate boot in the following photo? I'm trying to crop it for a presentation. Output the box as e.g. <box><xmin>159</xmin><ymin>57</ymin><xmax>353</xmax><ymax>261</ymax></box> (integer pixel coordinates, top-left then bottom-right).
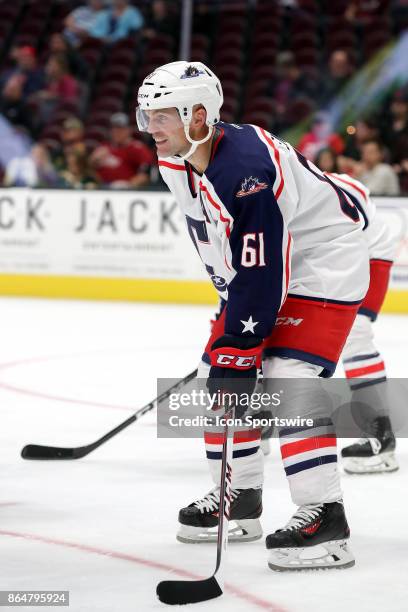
<box><xmin>341</xmin><ymin>416</ymin><xmax>398</xmax><ymax>474</ymax></box>
<box><xmin>177</xmin><ymin>486</ymin><xmax>262</xmax><ymax>543</ymax></box>
<box><xmin>266</xmin><ymin>500</ymin><xmax>355</xmax><ymax>571</ymax></box>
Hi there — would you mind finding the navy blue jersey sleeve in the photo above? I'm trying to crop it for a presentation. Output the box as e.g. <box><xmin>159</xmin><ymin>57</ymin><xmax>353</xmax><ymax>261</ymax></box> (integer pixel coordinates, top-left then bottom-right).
<box><xmin>223</xmin><ymin>174</ymin><xmax>288</xmax><ymax>339</ymax></box>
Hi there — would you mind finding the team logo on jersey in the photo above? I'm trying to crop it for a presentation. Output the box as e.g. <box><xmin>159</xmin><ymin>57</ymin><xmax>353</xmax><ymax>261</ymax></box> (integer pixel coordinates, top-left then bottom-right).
<box><xmin>180</xmin><ymin>65</ymin><xmax>205</xmax><ymax>79</ymax></box>
<box><xmin>211</xmin><ymin>274</ymin><xmax>227</xmax><ymax>291</ymax></box>
<box><xmin>236</xmin><ymin>177</ymin><xmax>268</xmax><ymax>198</ymax></box>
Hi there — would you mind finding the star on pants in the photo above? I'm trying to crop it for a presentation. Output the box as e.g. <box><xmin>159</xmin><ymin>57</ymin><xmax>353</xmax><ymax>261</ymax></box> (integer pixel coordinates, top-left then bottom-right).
<box><xmin>240</xmin><ymin>315</ymin><xmax>259</xmax><ymax>334</ymax></box>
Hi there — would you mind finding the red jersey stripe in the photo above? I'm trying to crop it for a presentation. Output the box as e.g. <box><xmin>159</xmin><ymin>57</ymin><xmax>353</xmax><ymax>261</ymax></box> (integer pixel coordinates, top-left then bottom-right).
<box><xmin>199</xmin><ymin>183</ymin><xmax>232</xmax><ymax>238</ymax></box>
<box><xmin>210</xmin><ymin>128</ymin><xmax>225</xmax><ymax>161</ymax></box>
<box><xmin>280</xmin><ymin>435</ymin><xmax>337</xmax><ymax>459</ymax></box>
<box><xmin>326</xmin><ymin>172</ymin><xmax>368</xmax><ymax>203</ymax></box>
<box><xmin>158</xmin><ymin>160</ymin><xmax>185</xmax><ymax>171</ymax></box>
<box><xmin>259</xmin><ymin>128</ymin><xmax>284</xmax><ymax>200</ymax></box>
<box><xmin>284</xmin><ymin>233</ymin><xmax>292</xmax><ymax>301</ymax></box>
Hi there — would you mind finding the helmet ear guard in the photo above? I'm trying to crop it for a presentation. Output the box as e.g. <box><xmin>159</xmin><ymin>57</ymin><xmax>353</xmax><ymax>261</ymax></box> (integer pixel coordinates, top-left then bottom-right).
<box><xmin>136</xmin><ymin>61</ymin><xmax>223</xmax><ymax>159</ymax></box>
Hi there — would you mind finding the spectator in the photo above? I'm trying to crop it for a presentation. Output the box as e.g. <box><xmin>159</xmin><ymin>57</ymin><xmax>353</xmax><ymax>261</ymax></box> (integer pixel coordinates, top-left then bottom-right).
<box><xmin>143</xmin><ymin>1</ymin><xmax>178</xmax><ymax>39</ymax></box>
<box><xmin>0</xmin><ymin>46</ymin><xmax>45</xmax><ymax>101</ymax></box>
<box><xmin>0</xmin><ymin>46</ymin><xmax>46</xmax><ymax>134</ymax></box>
<box><xmin>61</xmin><ymin>117</ymin><xmax>86</xmax><ymax>152</ymax></box>
<box><xmin>3</xmin><ymin>144</ymin><xmax>57</xmax><ymax>187</ymax></box>
<box><xmin>48</xmin><ymin>33</ymin><xmax>89</xmax><ymax>81</ymax></box>
<box><xmin>382</xmin><ymin>88</ymin><xmax>408</xmax><ymax>165</ymax></box>
<box><xmin>355</xmin><ymin>139</ymin><xmax>400</xmax><ymax>195</ymax></box>
<box><xmin>33</xmin><ymin>54</ymin><xmax>80</xmax><ymax>124</ymax></box>
<box><xmin>319</xmin><ymin>49</ymin><xmax>354</xmax><ymax>106</ymax></box>
<box><xmin>90</xmin><ymin>0</ymin><xmax>144</xmax><ymax>43</ymax></box>
<box><xmin>192</xmin><ymin>2</ymin><xmax>216</xmax><ymax>36</ymax></box>
<box><xmin>63</xmin><ymin>0</ymin><xmax>107</xmax><ymax>47</ymax></box>
<box><xmin>345</xmin><ymin>0</ymin><xmax>389</xmax><ymax>25</ymax></box>
<box><xmin>315</xmin><ymin>147</ymin><xmax>339</xmax><ymax>173</ymax></box>
<box><xmin>266</xmin><ymin>52</ymin><xmax>316</xmax><ymax>126</ymax></box>
<box><xmin>52</xmin><ymin>117</ymin><xmax>87</xmax><ymax>171</ymax></box>
<box><xmin>58</xmin><ymin>147</ymin><xmax>98</xmax><ymax>189</ymax></box>
<box><xmin>90</xmin><ymin>112</ymin><xmax>153</xmax><ymax>188</ymax></box>
<box><xmin>297</xmin><ymin>112</ymin><xmax>345</xmax><ymax>162</ymax></box>
<box><xmin>343</xmin><ymin>117</ymin><xmax>380</xmax><ymax>160</ymax></box>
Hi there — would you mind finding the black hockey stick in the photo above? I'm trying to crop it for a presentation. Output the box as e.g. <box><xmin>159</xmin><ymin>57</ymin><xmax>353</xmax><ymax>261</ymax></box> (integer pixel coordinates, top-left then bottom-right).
<box><xmin>157</xmin><ymin>405</ymin><xmax>234</xmax><ymax>605</ymax></box>
<box><xmin>21</xmin><ymin>369</ymin><xmax>198</xmax><ymax>461</ymax></box>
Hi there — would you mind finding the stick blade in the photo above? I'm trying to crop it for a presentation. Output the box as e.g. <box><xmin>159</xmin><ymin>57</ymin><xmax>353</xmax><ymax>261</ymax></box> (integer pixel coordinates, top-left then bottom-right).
<box><xmin>156</xmin><ymin>576</ymin><xmax>222</xmax><ymax>605</ymax></box>
<box><xmin>21</xmin><ymin>445</ymin><xmax>79</xmax><ymax>460</ymax></box>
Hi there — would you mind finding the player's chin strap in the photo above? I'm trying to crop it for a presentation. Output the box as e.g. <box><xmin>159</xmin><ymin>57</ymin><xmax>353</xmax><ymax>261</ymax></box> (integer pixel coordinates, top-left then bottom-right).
<box><xmin>177</xmin><ymin>123</ymin><xmax>214</xmax><ymax>160</ymax></box>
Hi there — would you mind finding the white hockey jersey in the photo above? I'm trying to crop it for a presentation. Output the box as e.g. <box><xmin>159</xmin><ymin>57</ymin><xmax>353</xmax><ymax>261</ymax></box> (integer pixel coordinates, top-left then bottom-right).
<box><xmin>159</xmin><ymin>123</ymin><xmax>369</xmax><ymax>339</ymax></box>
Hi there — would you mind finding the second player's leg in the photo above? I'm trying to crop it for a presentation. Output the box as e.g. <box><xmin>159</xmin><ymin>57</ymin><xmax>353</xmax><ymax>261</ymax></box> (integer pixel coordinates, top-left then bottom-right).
<box><xmin>341</xmin><ymin>314</ymin><xmax>398</xmax><ymax>474</ymax></box>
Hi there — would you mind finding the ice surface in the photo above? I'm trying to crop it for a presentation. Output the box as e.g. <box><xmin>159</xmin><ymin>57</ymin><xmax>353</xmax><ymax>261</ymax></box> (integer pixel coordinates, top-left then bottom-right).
<box><xmin>1</xmin><ymin>297</ymin><xmax>407</xmax><ymax>612</ymax></box>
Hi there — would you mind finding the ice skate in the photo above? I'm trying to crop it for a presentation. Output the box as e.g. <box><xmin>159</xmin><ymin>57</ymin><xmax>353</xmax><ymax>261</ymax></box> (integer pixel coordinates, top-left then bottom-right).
<box><xmin>342</xmin><ymin>416</ymin><xmax>399</xmax><ymax>474</ymax></box>
<box><xmin>177</xmin><ymin>486</ymin><xmax>262</xmax><ymax>543</ymax></box>
<box><xmin>266</xmin><ymin>501</ymin><xmax>355</xmax><ymax>571</ymax></box>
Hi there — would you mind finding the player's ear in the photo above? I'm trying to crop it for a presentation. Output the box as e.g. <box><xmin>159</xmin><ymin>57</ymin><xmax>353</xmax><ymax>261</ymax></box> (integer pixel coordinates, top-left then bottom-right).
<box><xmin>192</xmin><ymin>104</ymin><xmax>207</xmax><ymax>129</ymax></box>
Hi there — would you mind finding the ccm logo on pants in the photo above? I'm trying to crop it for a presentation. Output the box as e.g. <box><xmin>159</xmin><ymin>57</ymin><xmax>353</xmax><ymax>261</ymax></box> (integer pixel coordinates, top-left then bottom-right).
<box><xmin>275</xmin><ymin>317</ymin><xmax>304</xmax><ymax>326</ymax></box>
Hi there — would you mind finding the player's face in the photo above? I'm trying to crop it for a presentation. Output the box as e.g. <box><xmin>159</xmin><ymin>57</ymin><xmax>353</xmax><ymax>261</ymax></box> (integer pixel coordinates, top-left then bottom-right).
<box><xmin>144</xmin><ymin>109</ymin><xmax>188</xmax><ymax>158</ymax></box>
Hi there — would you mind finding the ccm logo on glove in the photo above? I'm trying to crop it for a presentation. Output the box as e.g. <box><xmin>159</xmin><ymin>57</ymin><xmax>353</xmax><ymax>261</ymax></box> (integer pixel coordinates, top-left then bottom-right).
<box><xmin>215</xmin><ymin>353</ymin><xmax>257</xmax><ymax>368</ymax></box>
<box><xmin>210</xmin><ymin>344</ymin><xmax>262</xmax><ymax>370</ymax></box>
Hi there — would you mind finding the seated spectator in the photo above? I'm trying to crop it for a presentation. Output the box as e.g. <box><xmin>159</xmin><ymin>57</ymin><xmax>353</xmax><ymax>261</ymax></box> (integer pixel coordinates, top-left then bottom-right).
<box><xmin>52</xmin><ymin>116</ymin><xmax>87</xmax><ymax>171</ymax></box>
<box><xmin>33</xmin><ymin>54</ymin><xmax>80</xmax><ymax>124</ymax></box>
<box><xmin>48</xmin><ymin>33</ymin><xmax>89</xmax><ymax>81</ymax></box>
<box><xmin>64</xmin><ymin>0</ymin><xmax>107</xmax><ymax>47</ymax></box>
<box><xmin>297</xmin><ymin>112</ymin><xmax>344</xmax><ymax>162</ymax></box>
<box><xmin>192</xmin><ymin>2</ymin><xmax>216</xmax><ymax>36</ymax></box>
<box><xmin>266</xmin><ymin>52</ymin><xmax>317</xmax><ymax>127</ymax></box>
<box><xmin>90</xmin><ymin>112</ymin><xmax>153</xmax><ymax>188</ymax></box>
<box><xmin>345</xmin><ymin>0</ymin><xmax>389</xmax><ymax>25</ymax></box>
<box><xmin>318</xmin><ymin>49</ymin><xmax>354</xmax><ymax>106</ymax></box>
<box><xmin>0</xmin><ymin>46</ymin><xmax>46</xmax><ymax>135</ymax></box>
<box><xmin>315</xmin><ymin>147</ymin><xmax>340</xmax><ymax>173</ymax></box>
<box><xmin>343</xmin><ymin>117</ymin><xmax>380</xmax><ymax>160</ymax></box>
<box><xmin>58</xmin><ymin>147</ymin><xmax>98</xmax><ymax>189</ymax></box>
<box><xmin>3</xmin><ymin>144</ymin><xmax>58</xmax><ymax>187</ymax></box>
<box><xmin>382</xmin><ymin>88</ymin><xmax>408</xmax><ymax>166</ymax></box>
<box><xmin>354</xmin><ymin>140</ymin><xmax>400</xmax><ymax>195</ymax></box>
<box><xmin>90</xmin><ymin>0</ymin><xmax>144</xmax><ymax>43</ymax></box>
<box><xmin>143</xmin><ymin>1</ymin><xmax>178</xmax><ymax>39</ymax></box>
<box><xmin>0</xmin><ymin>46</ymin><xmax>45</xmax><ymax>101</ymax></box>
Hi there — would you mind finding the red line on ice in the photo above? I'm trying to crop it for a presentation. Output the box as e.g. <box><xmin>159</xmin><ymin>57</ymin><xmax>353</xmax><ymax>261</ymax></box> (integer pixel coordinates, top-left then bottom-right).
<box><xmin>0</xmin><ymin>351</ymin><xmax>145</xmax><ymax>412</ymax></box>
<box><xmin>0</xmin><ymin>381</ymin><xmax>133</xmax><ymax>412</ymax></box>
<box><xmin>0</xmin><ymin>530</ymin><xmax>288</xmax><ymax>612</ymax></box>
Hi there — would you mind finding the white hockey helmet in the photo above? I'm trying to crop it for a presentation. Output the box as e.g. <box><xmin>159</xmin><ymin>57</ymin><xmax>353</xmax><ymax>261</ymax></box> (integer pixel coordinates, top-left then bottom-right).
<box><xmin>136</xmin><ymin>61</ymin><xmax>223</xmax><ymax>159</ymax></box>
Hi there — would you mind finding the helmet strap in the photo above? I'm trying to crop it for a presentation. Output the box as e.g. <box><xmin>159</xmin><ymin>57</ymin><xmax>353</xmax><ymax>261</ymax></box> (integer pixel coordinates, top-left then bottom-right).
<box><xmin>177</xmin><ymin>123</ymin><xmax>214</xmax><ymax>161</ymax></box>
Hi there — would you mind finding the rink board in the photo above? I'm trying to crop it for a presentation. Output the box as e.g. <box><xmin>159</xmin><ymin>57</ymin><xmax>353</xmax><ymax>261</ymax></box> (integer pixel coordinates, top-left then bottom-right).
<box><xmin>0</xmin><ymin>189</ymin><xmax>407</xmax><ymax>312</ymax></box>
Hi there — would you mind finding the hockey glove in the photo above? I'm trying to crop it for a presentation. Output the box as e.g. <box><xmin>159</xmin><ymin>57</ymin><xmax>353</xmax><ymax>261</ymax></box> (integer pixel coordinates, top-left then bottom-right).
<box><xmin>207</xmin><ymin>334</ymin><xmax>263</xmax><ymax>416</ymax></box>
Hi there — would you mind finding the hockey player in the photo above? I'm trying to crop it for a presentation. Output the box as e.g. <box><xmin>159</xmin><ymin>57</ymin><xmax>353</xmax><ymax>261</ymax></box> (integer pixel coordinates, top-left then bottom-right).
<box><xmin>326</xmin><ymin>173</ymin><xmax>398</xmax><ymax>474</ymax></box>
<box><xmin>137</xmin><ymin>61</ymin><xmax>369</xmax><ymax>571</ymax></box>
<box><xmin>259</xmin><ymin>174</ymin><xmax>399</xmax><ymax>473</ymax></box>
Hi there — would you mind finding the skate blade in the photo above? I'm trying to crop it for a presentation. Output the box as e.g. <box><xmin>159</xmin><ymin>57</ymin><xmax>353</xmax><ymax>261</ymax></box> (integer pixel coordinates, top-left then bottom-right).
<box><xmin>268</xmin><ymin>539</ymin><xmax>355</xmax><ymax>571</ymax></box>
<box><xmin>343</xmin><ymin>451</ymin><xmax>399</xmax><ymax>475</ymax></box>
<box><xmin>177</xmin><ymin>519</ymin><xmax>262</xmax><ymax>544</ymax></box>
